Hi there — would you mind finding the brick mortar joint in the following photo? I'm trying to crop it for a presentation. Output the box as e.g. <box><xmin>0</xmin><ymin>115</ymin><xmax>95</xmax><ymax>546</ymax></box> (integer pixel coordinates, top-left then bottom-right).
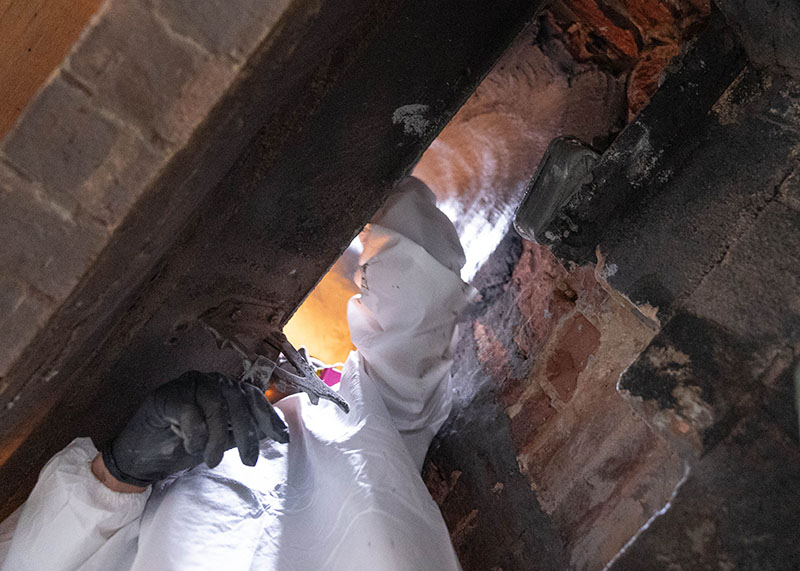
<box><xmin>59</xmin><ymin>64</ymin><xmax>175</xmax><ymax>153</ymax></box>
<box><xmin>57</xmin><ymin>68</ymin><xmax>95</xmax><ymax>100</ymax></box>
<box><xmin>59</xmin><ymin>0</ymin><xmax>235</xmax><ymax>150</ymax></box>
<box><xmin>0</xmin><ymin>154</ymin><xmax>34</xmax><ymax>185</ymax></box>
<box><xmin>1</xmin><ymin>148</ymin><xmax>120</xmax><ymax>234</ymax></box>
<box><xmin>0</xmin><ymin>0</ymin><xmax>113</xmax><ymax>147</ymax></box>
<box><xmin>3</xmin><ymin>58</ymin><xmax>173</xmax><ymax>209</ymax></box>
<box><xmin>0</xmin><ymin>279</ymin><xmax>52</xmax><ymax>316</ymax></box>
<box><xmin>690</xmin><ymin>159</ymin><xmax>798</xmax><ymax>297</ymax></box>
<box><xmin>18</xmin><ymin>280</ymin><xmax>59</xmax><ymax>307</ymax></box>
<box><xmin>507</xmin><ymin>305</ymin><xmax>584</xmax><ymax>414</ymax></box>
<box><xmin>0</xmin><ymin>277</ymin><xmax>100</xmax><ymax>413</ymax></box>
<box><xmin>0</xmin><ymin>153</ymin><xmax>77</xmax><ymax>226</ymax></box>
<box><xmin>776</xmin><ymin>161</ymin><xmax>800</xmax><ymax>212</ymax></box>
<box><xmin>143</xmin><ymin>0</ymin><xmax>241</xmax><ymax>67</ymax></box>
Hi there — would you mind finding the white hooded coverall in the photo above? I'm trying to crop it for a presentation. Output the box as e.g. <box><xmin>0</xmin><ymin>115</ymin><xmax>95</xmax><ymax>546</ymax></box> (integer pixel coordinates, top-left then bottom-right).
<box><xmin>0</xmin><ymin>177</ymin><xmax>471</xmax><ymax>570</ymax></box>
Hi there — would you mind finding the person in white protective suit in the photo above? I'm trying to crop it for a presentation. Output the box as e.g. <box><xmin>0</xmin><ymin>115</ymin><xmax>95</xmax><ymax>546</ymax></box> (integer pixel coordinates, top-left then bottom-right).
<box><xmin>0</xmin><ymin>176</ymin><xmax>474</xmax><ymax>570</ymax></box>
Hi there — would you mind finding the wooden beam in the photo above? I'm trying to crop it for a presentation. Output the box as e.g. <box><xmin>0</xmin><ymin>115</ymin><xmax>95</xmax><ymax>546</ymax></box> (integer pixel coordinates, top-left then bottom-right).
<box><xmin>0</xmin><ymin>0</ymin><xmax>103</xmax><ymax>137</ymax></box>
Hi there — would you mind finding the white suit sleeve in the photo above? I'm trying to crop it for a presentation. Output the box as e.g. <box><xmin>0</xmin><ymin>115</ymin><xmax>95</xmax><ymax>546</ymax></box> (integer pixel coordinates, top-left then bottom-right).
<box><xmin>347</xmin><ymin>177</ymin><xmax>474</xmax><ymax>469</ymax></box>
<box><xmin>0</xmin><ymin>437</ymin><xmax>150</xmax><ymax>570</ymax></box>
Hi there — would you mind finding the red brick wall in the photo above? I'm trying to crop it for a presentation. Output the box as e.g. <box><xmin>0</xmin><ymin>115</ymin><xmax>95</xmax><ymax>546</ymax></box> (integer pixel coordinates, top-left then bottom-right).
<box><xmin>419</xmin><ymin>2</ymin><xmax>711</xmax><ymax>567</ymax></box>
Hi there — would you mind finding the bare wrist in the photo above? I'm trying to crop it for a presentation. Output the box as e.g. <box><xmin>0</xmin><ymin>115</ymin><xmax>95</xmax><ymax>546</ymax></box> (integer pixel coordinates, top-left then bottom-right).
<box><xmin>91</xmin><ymin>453</ymin><xmax>148</xmax><ymax>493</ymax></box>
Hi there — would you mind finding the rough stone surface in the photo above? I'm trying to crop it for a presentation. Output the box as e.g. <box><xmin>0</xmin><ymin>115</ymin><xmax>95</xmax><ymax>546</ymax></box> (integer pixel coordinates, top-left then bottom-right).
<box><xmin>152</xmin><ymin>0</ymin><xmax>293</xmax><ymax>62</ymax></box>
<box><xmin>507</xmin><ymin>242</ymin><xmax>683</xmax><ymax>570</ymax></box>
<box><xmin>610</xmin><ymin>414</ymin><xmax>800</xmax><ymax>570</ymax></box>
<box><xmin>5</xmin><ymin>76</ymin><xmax>111</xmax><ymax>213</ymax></box>
<box><xmin>687</xmin><ymin>201</ymin><xmax>800</xmax><ymax>344</ymax></box>
<box><xmin>0</xmin><ymin>278</ymin><xmax>55</xmax><ymax>379</ymax></box>
<box><xmin>414</xmin><ymin>8</ymin><xmax>716</xmax><ymax>567</ymax></box>
<box><xmin>427</xmin><ymin>232</ymin><xmax>683</xmax><ymax>570</ymax></box>
<box><xmin>0</xmin><ymin>160</ymin><xmax>107</xmax><ymax>300</ymax></box>
<box><xmin>422</xmin><ymin>5</ymin><xmax>799</xmax><ymax>568</ymax></box>
<box><xmin>601</xmin><ymin>70</ymin><xmax>799</xmax><ymax>316</ymax></box>
<box><xmin>620</xmin><ymin>312</ymin><xmax>755</xmax><ymax>459</ymax></box>
<box><xmin>1</xmin><ymin>73</ymin><xmax>164</xmax><ymax>229</ymax></box>
<box><xmin>66</xmin><ymin>1</ymin><xmax>236</xmax><ymax>145</ymax></box>
<box><xmin>0</xmin><ymin>0</ymin><xmax>308</xmax><ymax>520</ymax></box>
<box><xmin>543</xmin><ymin>10</ymin><xmax>800</xmax><ymax>566</ymax></box>
<box><xmin>538</xmin><ymin>19</ymin><xmax>800</xmax><ymax>324</ymax></box>
<box><xmin>715</xmin><ymin>0</ymin><xmax>800</xmax><ymax>78</ymax></box>
<box><xmin>3</xmin><ymin>0</ymin><xmax>796</xmax><ymax>567</ymax></box>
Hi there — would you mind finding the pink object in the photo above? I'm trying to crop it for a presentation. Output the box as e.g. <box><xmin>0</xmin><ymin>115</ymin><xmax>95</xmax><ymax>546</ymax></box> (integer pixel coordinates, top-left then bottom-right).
<box><xmin>320</xmin><ymin>367</ymin><xmax>342</xmax><ymax>387</ymax></box>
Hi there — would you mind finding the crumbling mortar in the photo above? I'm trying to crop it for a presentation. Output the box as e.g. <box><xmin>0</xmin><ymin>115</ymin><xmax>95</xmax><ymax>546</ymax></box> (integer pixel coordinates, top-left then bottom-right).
<box><xmin>99</xmin><ymin>99</ymin><xmax>173</xmax><ymax>153</ymax></box>
<box><xmin>19</xmin><ymin>280</ymin><xmax>58</xmax><ymax>308</ymax></box>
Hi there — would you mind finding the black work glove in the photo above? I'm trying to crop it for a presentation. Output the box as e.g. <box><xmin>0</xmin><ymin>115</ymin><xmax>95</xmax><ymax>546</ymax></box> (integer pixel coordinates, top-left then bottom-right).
<box><xmin>101</xmin><ymin>371</ymin><xmax>289</xmax><ymax>487</ymax></box>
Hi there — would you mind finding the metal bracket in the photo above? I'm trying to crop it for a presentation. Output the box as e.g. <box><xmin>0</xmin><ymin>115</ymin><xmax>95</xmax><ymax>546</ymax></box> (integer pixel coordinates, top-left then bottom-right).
<box><xmin>200</xmin><ymin>301</ymin><xmax>350</xmax><ymax>413</ymax></box>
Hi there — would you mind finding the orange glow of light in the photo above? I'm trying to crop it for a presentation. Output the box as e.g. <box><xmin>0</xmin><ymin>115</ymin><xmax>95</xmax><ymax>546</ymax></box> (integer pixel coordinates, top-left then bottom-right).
<box><xmin>284</xmin><ymin>261</ymin><xmax>359</xmax><ymax>366</ymax></box>
<box><xmin>0</xmin><ymin>0</ymin><xmax>106</xmax><ymax>138</ymax></box>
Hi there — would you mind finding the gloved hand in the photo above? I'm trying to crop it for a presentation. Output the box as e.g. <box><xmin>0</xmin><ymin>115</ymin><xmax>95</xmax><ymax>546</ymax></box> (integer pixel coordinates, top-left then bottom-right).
<box><xmin>101</xmin><ymin>371</ymin><xmax>289</xmax><ymax>487</ymax></box>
